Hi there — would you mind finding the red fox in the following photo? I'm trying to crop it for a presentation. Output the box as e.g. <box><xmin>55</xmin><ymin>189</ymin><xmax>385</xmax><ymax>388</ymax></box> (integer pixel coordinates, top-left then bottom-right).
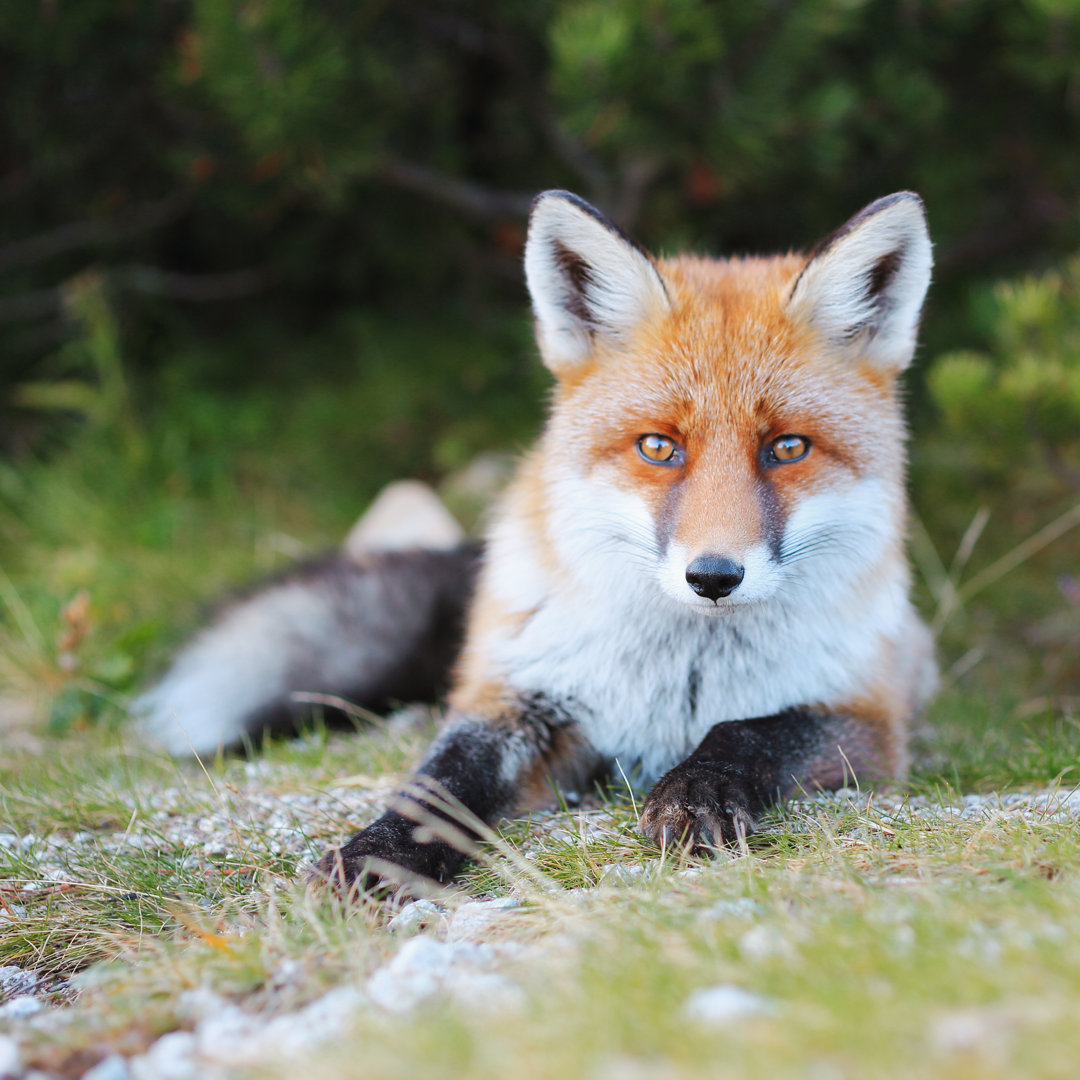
<box><xmin>137</xmin><ymin>190</ymin><xmax>937</xmax><ymax>890</ymax></box>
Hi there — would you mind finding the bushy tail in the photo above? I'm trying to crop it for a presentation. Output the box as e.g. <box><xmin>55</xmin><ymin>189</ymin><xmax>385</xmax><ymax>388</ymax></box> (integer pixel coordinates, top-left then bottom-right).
<box><xmin>134</xmin><ymin>482</ymin><xmax>481</xmax><ymax>756</ymax></box>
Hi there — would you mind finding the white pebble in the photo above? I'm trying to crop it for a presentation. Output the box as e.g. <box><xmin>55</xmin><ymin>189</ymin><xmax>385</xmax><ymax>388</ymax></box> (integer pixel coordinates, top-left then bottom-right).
<box><xmin>0</xmin><ymin>1036</ymin><xmax>19</xmax><ymax>1080</ymax></box>
<box><xmin>447</xmin><ymin>898</ymin><xmax>521</xmax><ymax>942</ymax></box>
<box><xmin>387</xmin><ymin>899</ymin><xmax>447</xmax><ymax>936</ymax></box>
<box><xmin>0</xmin><ymin>995</ymin><xmax>42</xmax><ymax>1019</ymax></box>
<box><xmin>683</xmin><ymin>985</ymin><xmax>772</xmax><ymax>1024</ymax></box>
<box><xmin>194</xmin><ymin>1006</ymin><xmax>259</xmax><ymax>1065</ymax></box>
<box><xmin>82</xmin><ymin>1054</ymin><xmax>132</xmax><ymax>1080</ymax></box>
<box><xmin>0</xmin><ymin>967</ymin><xmax>37</xmax><ymax>997</ymax></box>
<box><xmin>261</xmin><ymin>985</ymin><xmax>366</xmax><ymax>1056</ymax></box>
<box><xmin>130</xmin><ymin>1031</ymin><xmax>199</xmax><ymax>1080</ymax></box>
<box><xmin>738</xmin><ymin>925</ymin><xmax>792</xmax><ymax>960</ymax></box>
<box><xmin>699</xmin><ymin>898</ymin><xmax>762</xmax><ymax>921</ymax></box>
<box><xmin>367</xmin><ymin>937</ymin><xmax>499</xmax><ymax>1013</ymax></box>
<box><xmin>598</xmin><ymin>864</ymin><xmax>654</xmax><ymax>887</ymax></box>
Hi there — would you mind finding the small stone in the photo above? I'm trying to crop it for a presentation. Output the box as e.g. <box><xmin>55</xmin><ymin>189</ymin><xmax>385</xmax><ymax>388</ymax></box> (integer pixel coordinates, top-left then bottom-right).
<box><xmin>367</xmin><ymin>966</ymin><xmax>437</xmax><ymax>1014</ymax></box>
<box><xmin>698</xmin><ymin>898</ymin><xmax>762</xmax><ymax>920</ymax></box>
<box><xmin>367</xmin><ymin>937</ymin><xmax>498</xmax><ymax>1013</ymax></box>
<box><xmin>82</xmin><ymin>1054</ymin><xmax>132</xmax><ymax>1080</ymax></box>
<box><xmin>738</xmin><ymin>925</ymin><xmax>792</xmax><ymax>960</ymax></box>
<box><xmin>387</xmin><ymin>899</ymin><xmax>447</xmax><ymax>936</ymax></box>
<box><xmin>444</xmin><ymin>971</ymin><xmax>526</xmax><ymax>1015</ymax></box>
<box><xmin>447</xmin><ymin>898</ymin><xmax>522</xmax><ymax>942</ymax></box>
<box><xmin>175</xmin><ymin>988</ymin><xmax>227</xmax><ymax>1023</ymax></box>
<box><xmin>0</xmin><ymin>966</ymin><xmax>38</xmax><ymax>998</ymax></box>
<box><xmin>597</xmin><ymin>864</ymin><xmax>648</xmax><ymax>887</ymax></box>
<box><xmin>683</xmin><ymin>985</ymin><xmax>772</xmax><ymax>1024</ymax></box>
<box><xmin>130</xmin><ymin>1031</ymin><xmax>199</xmax><ymax>1080</ymax></box>
<box><xmin>194</xmin><ymin>1006</ymin><xmax>259</xmax><ymax>1065</ymax></box>
<box><xmin>261</xmin><ymin>985</ymin><xmax>366</xmax><ymax>1056</ymax></box>
<box><xmin>932</xmin><ymin>1008</ymin><xmax>1008</xmax><ymax>1055</ymax></box>
<box><xmin>0</xmin><ymin>1036</ymin><xmax>19</xmax><ymax>1080</ymax></box>
<box><xmin>0</xmin><ymin>995</ymin><xmax>42</xmax><ymax>1019</ymax></box>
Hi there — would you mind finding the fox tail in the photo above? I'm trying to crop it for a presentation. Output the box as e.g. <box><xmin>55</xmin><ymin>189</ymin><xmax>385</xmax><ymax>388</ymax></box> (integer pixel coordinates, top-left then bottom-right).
<box><xmin>134</xmin><ymin>482</ymin><xmax>480</xmax><ymax>756</ymax></box>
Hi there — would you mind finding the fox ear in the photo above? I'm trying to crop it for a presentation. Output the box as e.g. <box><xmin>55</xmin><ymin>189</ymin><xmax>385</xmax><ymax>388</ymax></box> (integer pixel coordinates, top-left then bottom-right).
<box><xmin>524</xmin><ymin>190</ymin><xmax>670</xmax><ymax>373</ymax></box>
<box><xmin>786</xmin><ymin>192</ymin><xmax>932</xmax><ymax>371</ymax></box>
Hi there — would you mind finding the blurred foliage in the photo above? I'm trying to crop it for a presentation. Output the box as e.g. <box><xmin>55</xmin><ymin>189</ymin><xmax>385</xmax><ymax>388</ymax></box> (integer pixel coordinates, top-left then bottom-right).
<box><xmin>1</xmin><ymin>0</ymin><xmax>1080</xmax><ymax>729</ymax></box>
<box><xmin>2</xmin><ymin>0</ymin><xmax>1080</xmax><ymax>453</ymax></box>
<box><xmin>931</xmin><ymin>255</ymin><xmax>1080</xmax><ymax>494</ymax></box>
<box><xmin>0</xmin><ymin>309</ymin><xmax>543</xmax><ymax>730</ymax></box>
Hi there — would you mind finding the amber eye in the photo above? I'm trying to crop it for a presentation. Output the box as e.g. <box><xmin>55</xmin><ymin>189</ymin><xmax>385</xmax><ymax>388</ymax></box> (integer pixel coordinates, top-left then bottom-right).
<box><xmin>768</xmin><ymin>434</ymin><xmax>810</xmax><ymax>465</ymax></box>
<box><xmin>637</xmin><ymin>433</ymin><xmax>680</xmax><ymax>464</ymax></box>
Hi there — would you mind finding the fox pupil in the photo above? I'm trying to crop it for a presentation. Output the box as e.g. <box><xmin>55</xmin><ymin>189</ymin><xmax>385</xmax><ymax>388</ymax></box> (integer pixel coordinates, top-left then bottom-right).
<box><xmin>770</xmin><ymin>435</ymin><xmax>810</xmax><ymax>463</ymax></box>
<box><xmin>638</xmin><ymin>434</ymin><xmax>677</xmax><ymax>463</ymax></box>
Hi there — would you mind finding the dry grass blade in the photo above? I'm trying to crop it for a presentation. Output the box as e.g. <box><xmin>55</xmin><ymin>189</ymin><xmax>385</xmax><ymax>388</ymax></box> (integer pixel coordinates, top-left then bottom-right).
<box><xmin>389</xmin><ymin>776</ymin><xmax>563</xmax><ymax>900</ymax></box>
<box><xmin>932</xmin><ymin>505</ymin><xmax>991</xmax><ymax>634</ymax></box>
<box><xmin>954</xmin><ymin>501</ymin><xmax>1080</xmax><ymax>607</ymax></box>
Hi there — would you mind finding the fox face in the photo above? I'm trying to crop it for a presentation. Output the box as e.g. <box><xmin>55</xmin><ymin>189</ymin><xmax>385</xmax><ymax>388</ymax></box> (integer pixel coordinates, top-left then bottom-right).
<box><xmin>523</xmin><ymin>192</ymin><xmax>931</xmax><ymax>619</ymax></box>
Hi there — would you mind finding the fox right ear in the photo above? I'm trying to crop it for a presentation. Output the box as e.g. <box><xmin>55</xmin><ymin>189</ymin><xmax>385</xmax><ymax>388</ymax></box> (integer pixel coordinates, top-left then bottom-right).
<box><xmin>787</xmin><ymin>192</ymin><xmax>933</xmax><ymax>371</ymax></box>
<box><xmin>524</xmin><ymin>191</ymin><xmax>670</xmax><ymax>374</ymax></box>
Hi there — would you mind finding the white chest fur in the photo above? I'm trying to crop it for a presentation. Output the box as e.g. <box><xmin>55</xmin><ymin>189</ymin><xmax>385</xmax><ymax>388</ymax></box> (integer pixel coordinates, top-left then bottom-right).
<box><xmin>478</xmin><ymin>471</ymin><xmax>912</xmax><ymax>785</ymax></box>
<box><xmin>488</xmin><ymin>575</ymin><xmax>906</xmax><ymax>786</ymax></box>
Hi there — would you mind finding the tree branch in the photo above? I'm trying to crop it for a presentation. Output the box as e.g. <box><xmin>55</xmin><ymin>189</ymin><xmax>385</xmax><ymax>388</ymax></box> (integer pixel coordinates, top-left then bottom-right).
<box><xmin>0</xmin><ymin>193</ymin><xmax>189</xmax><ymax>276</ymax></box>
<box><xmin>0</xmin><ymin>288</ymin><xmax>62</xmax><ymax>323</ymax></box>
<box><xmin>379</xmin><ymin>158</ymin><xmax>534</xmax><ymax>221</ymax></box>
<box><xmin>0</xmin><ymin>264</ymin><xmax>270</xmax><ymax>324</ymax></box>
<box><xmin>116</xmin><ymin>264</ymin><xmax>271</xmax><ymax>301</ymax></box>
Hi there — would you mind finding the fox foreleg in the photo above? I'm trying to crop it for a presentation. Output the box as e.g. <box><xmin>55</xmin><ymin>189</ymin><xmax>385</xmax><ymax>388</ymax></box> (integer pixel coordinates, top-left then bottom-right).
<box><xmin>640</xmin><ymin>708</ymin><xmax>896</xmax><ymax>854</ymax></box>
<box><xmin>313</xmin><ymin>694</ymin><xmax>585</xmax><ymax>894</ymax></box>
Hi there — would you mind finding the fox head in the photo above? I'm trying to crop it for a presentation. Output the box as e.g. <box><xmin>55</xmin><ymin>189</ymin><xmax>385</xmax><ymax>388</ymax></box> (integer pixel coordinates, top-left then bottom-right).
<box><xmin>523</xmin><ymin>190</ymin><xmax>932</xmax><ymax>614</ymax></box>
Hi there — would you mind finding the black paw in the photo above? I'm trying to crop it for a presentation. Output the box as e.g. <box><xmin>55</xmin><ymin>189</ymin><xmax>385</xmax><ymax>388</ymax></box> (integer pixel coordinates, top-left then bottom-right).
<box><xmin>310</xmin><ymin>812</ymin><xmax>466</xmax><ymax>899</ymax></box>
<box><xmin>640</xmin><ymin>761</ymin><xmax>759</xmax><ymax>854</ymax></box>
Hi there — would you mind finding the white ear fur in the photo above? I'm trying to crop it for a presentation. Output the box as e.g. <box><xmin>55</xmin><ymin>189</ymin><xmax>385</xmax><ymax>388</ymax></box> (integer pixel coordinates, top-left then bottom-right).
<box><xmin>786</xmin><ymin>192</ymin><xmax>932</xmax><ymax>371</ymax></box>
<box><xmin>524</xmin><ymin>190</ymin><xmax>670</xmax><ymax>373</ymax></box>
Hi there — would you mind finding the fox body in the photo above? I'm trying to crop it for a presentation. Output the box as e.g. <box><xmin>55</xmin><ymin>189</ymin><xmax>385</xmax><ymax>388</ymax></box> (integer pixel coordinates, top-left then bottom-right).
<box><xmin>138</xmin><ymin>190</ymin><xmax>937</xmax><ymax>888</ymax></box>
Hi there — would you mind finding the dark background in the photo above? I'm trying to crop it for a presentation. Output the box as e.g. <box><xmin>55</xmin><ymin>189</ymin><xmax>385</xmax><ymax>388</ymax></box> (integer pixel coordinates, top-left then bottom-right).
<box><xmin>0</xmin><ymin>0</ymin><xmax>1077</xmax><ymax>733</ymax></box>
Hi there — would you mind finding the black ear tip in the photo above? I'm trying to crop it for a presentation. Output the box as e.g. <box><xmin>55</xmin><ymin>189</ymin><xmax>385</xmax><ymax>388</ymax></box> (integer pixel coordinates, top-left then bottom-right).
<box><xmin>529</xmin><ymin>189</ymin><xmax>588</xmax><ymax>219</ymax></box>
<box><xmin>867</xmin><ymin>191</ymin><xmax>926</xmax><ymax>218</ymax></box>
<box><xmin>529</xmin><ymin>189</ymin><xmax>620</xmax><ymax>229</ymax></box>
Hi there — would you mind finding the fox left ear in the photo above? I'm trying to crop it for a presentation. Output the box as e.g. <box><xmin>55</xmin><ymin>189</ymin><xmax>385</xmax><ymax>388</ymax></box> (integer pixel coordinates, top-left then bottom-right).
<box><xmin>524</xmin><ymin>190</ymin><xmax>671</xmax><ymax>374</ymax></box>
<box><xmin>786</xmin><ymin>192</ymin><xmax>932</xmax><ymax>371</ymax></box>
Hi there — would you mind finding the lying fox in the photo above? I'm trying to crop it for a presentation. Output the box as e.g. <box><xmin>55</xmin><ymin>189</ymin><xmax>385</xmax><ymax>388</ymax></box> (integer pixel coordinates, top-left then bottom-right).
<box><xmin>138</xmin><ymin>190</ymin><xmax>938</xmax><ymax>890</ymax></box>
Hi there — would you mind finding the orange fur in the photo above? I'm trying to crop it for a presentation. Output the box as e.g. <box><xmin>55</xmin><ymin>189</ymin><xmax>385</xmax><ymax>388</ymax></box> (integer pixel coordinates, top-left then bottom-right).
<box><xmin>456</xmin><ymin>247</ymin><xmax>918</xmax><ymax>736</ymax></box>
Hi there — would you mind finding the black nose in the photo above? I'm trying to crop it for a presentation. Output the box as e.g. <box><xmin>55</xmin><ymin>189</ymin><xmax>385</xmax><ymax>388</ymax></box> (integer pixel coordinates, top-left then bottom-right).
<box><xmin>685</xmin><ymin>555</ymin><xmax>745</xmax><ymax>601</ymax></box>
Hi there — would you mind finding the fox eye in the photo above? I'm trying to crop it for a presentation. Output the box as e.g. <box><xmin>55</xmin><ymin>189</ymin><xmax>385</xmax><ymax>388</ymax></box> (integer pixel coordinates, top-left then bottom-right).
<box><xmin>767</xmin><ymin>434</ymin><xmax>810</xmax><ymax>465</ymax></box>
<box><xmin>638</xmin><ymin>433</ymin><xmax>680</xmax><ymax>465</ymax></box>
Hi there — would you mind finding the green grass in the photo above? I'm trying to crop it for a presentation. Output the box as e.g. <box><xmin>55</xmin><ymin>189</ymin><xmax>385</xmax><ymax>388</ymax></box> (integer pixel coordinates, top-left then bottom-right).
<box><xmin>5</xmin><ymin>716</ymin><xmax>1080</xmax><ymax>1078</ymax></box>
<box><xmin>2</xmin><ymin>318</ymin><xmax>1080</xmax><ymax>1077</ymax></box>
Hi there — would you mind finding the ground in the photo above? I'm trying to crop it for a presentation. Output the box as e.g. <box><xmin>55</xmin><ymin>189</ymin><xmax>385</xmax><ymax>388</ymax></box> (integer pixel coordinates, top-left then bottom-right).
<box><xmin>3</xmin><ymin>699</ymin><xmax>1080</xmax><ymax>1080</ymax></box>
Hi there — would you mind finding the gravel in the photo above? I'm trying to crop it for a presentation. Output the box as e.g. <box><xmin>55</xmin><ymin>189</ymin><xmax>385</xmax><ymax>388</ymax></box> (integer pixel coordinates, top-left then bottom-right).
<box><xmin>683</xmin><ymin>985</ymin><xmax>773</xmax><ymax>1024</ymax></box>
<box><xmin>5</xmin><ymin>777</ymin><xmax>1080</xmax><ymax>1078</ymax></box>
<box><xmin>80</xmin><ymin>1056</ymin><xmax>131</xmax><ymax>1080</ymax></box>
<box><xmin>0</xmin><ymin>1037</ymin><xmax>19</xmax><ymax>1080</ymax></box>
<box><xmin>0</xmin><ymin>1001</ymin><xmax>41</xmax><ymax>1023</ymax></box>
<box><xmin>446</xmin><ymin>897</ymin><xmax>523</xmax><ymax>942</ymax></box>
<box><xmin>0</xmin><ymin>971</ymin><xmax>37</xmax><ymax>1001</ymax></box>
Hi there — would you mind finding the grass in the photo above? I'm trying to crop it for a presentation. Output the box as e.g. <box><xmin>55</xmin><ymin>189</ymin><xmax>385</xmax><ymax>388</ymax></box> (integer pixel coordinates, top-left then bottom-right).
<box><xmin>1</xmin><ymin>316</ymin><xmax>1080</xmax><ymax>1077</ymax></box>
<box><xmin>4</xmin><ymin>711</ymin><xmax>1080</xmax><ymax>1079</ymax></box>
